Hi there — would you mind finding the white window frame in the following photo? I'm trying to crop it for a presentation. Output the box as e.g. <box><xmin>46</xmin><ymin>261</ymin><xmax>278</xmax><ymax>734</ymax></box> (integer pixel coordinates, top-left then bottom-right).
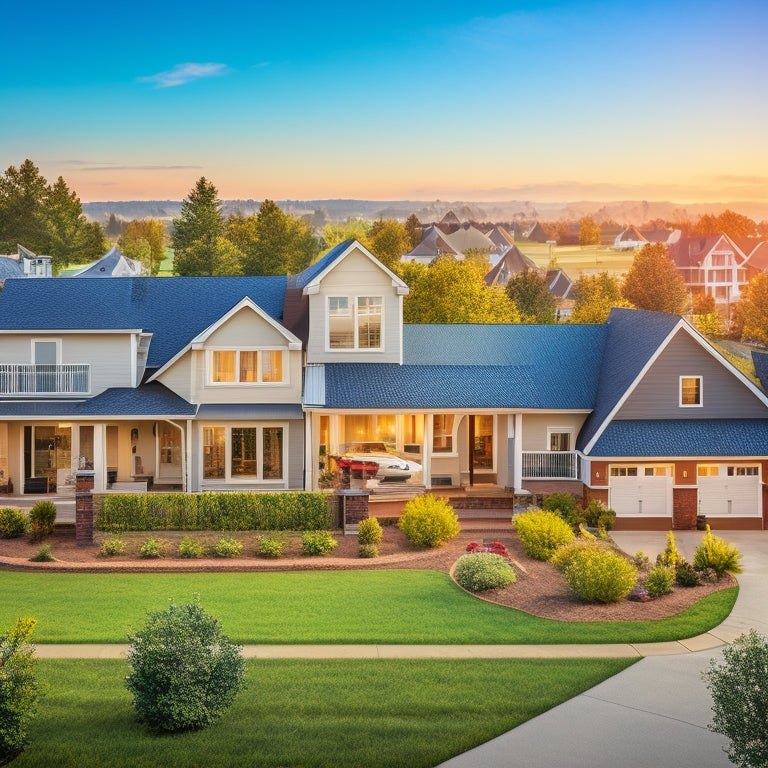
<box><xmin>546</xmin><ymin>427</ymin><xmax>573</xmax><ymax>452</ymax></box>
<box><xmin>326</xmin><ymin>295</ymin><xmax>384</xmax><ymax>352</ymax></box>
<box><xmin>679</xmin><ymin>375</ymin><xmax>703</xmax><ymax>407</ymax></box>
<box><xmin>200</xmin><ymin>422</ymin><xmax>287</xmax><ymax>484</ymax></box>
<box><xmin>31</xmin><ymin>338</ymin><xmax>62</xmax><ymax>365</ymax></box>
<box><xmin>432</xmin><ymin>414</ymin><xmax>458</xmax><ymax>456</ymax></box>
<box><xmin>206</xmin><ymin>349</ymin><xmax>286</xmax><ymax>386</ymax></box>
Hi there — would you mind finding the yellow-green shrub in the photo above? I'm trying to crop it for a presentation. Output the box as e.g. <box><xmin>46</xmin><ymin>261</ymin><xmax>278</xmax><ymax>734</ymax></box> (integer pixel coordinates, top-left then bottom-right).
<box><xmin>693</xmin><ymin>525</ymin><xmax>743</xmax><ymax>577</ymax></box>
<box><xmin>514</xmin><ymin>509</ymin><xmax>574</xmax><ymax>561</ymax></box>
<box><xmin>454</xmin><ymin>553</ymin><xmax>516</xmax><ymax>592</ymax></box>
<box><xmin>550</xmin><ymin>540</ymin><xmax>605</xmax><ymax>572</ymax></box>
<box><xmin>397</xmin><ymin>495</ymin><xmax>460</xmax><ymax>548</ymax></box>
<box><xmin>564</xmin><ymin>548</ymin><xmax>637</xmax><ymax>603</ymax></box>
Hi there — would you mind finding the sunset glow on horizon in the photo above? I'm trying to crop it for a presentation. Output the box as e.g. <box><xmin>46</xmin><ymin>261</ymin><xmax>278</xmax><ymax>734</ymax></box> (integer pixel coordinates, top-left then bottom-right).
<box><xmin>3</xmin><ymin>0</ymin><xmax>767</xmax><ymax>204</ymax></box>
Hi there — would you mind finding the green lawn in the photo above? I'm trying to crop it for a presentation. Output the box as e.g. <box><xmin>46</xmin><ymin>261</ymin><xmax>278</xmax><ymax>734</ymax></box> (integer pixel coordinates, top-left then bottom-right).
<box><xmin>515</xmin><ymin>240</ymin><xmax>635</xmax><ymax>276</ymax></box>
<box><xmin>14</xmin><ymin>657</ymin><xmax>636</xmax><ymax>768</ymax></box>
<box><xmin>0</xmin><ymin>570</ymin><xmax>737</xmax><ymax>645</ymax></box>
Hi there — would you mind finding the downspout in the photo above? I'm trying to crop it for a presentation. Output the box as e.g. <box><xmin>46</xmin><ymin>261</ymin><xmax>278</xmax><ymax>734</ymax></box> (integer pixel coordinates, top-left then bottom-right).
<box><xmin>159</xmin><ymin>419</ymin><xmax>186</xmax><ymax>493</ymax></box>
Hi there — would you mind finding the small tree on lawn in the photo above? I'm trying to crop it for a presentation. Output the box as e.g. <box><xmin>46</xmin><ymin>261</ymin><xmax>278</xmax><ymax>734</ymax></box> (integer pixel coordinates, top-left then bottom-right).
<box><xmin>703</xmin><ymin>629</ymin><xmax>768</xmax><ymax>768</ymax></box>
<box><xmin>125</xmin><ymin>598</ymin><xmax>245</xmax><ymax>733</ymax></box>
<box><xmin>0</xmin><ymin>618</ymin><xmax>39</xmax><ymax>766</ymax></box>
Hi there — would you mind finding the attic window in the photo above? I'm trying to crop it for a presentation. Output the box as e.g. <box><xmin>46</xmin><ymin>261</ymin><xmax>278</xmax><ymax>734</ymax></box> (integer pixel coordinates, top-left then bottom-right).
<box><xmin>680</xmin><ymin>376</ymin><xmax>702</xmax><ymax>407</ymax></box>
<box><xmin>328</xmin><ymin>296</ymin><xmax>382</xmax><ymax>350</ymax></box>
<box><xmin>209</xmin><ymin>350</ymin><xmax>284</xmax><ymax>384</ymax></box>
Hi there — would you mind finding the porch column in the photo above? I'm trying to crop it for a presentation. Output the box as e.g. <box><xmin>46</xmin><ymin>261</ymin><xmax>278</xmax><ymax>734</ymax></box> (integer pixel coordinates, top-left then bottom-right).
<box><xmin>304</xmin><ymin>412</ymin><xmax>313</xmax><ymax>491</ymax></box>
<box><xmin>185</xmin><ymin>419</ymin><xmax>192</xmax><ymax>492</ymax></box>
<box><xmin>423</xmin><ymin>414</ymin><xmax>432</xmax><ymax>489</ymax></box>
<box><xmin>93</xmin><ymin>424</ymin><xmax>107</xmax><ymax>492</ymax></box>
<box><xmin>512</xmin><ymin>413</ymin><xmax>523</xmax><ymax>492</ymax></box>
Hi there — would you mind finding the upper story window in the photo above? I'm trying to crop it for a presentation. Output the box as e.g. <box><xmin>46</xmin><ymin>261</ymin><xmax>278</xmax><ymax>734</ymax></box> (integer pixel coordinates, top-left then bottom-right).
<box><xmin>209</xmin><ymin>350</ymin><xmax>284</xmax><ymax>384</ymax></box>
<box><xmin>680</xmin><ymin>376</ymin><xmax>702</xmax><ymax>407</ymax></box>
<box><xmin>33</xmin><ymin>339</ymin><xmax>60</xmax><ymax>365</ymax></box>
<box><xmin>328</xmin><ymin>296</ymin><xmax>382</xmax><ymax>350</ymax></box>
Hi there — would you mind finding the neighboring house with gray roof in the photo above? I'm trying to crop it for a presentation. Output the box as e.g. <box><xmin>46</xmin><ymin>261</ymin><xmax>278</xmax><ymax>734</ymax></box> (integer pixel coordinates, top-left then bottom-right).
<box><xmin>0</xmin><ymin>239</ymin><xmax>765</xmax><ymax>529</ymax></box>
<box><xmin>0</xmin><ymin>245</ymin><xmax>53</xmax><ymax>279</ymax></box>
<box><xmin>70</xmin><ymin>246</ymin><xmax>145</xmax><ymax>277</ymax></box>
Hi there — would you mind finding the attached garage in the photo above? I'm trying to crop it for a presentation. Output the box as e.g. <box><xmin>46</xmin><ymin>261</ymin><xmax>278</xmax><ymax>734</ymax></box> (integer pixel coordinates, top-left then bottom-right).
<box><xmin>697</xmin><ymin>465</ymin><xmax>762</xmax><ymax>519</ymax></box>
<box><xmin>609</xmin><ymin>465</ymin><xmax>673</xmax><ymax>517</ymax></box>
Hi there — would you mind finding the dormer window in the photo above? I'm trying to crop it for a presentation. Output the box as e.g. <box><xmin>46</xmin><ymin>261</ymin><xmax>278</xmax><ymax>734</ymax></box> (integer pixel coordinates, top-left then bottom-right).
<box><xmin>209</xmin><ymin>350</ymin><xmax>284</xmax><ymax>384</ymax></box>
<box><xmin>680</xmin><ymin>376</ymin><xmax>702</xmax><ymax>406</ymax></box>
<box><xmin>328</xmin><ymin>296</ymin><xmax>382</xmax><ymax>350</ymax></box>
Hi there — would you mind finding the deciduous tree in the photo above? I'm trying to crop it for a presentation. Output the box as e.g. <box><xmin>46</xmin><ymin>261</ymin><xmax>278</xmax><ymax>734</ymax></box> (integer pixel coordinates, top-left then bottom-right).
<box><xmin>404</xmin><ymin>213</ymin><xmax>422</xmax><ymax>249</ymax></box>
<box><xmin>571</xmin><ymin>273</ymin><xmax>626</xmax><ymax>324</ymax></box>
<box><xmin>118</xmin><ymin>219</ymin><xmax>167</xmax><ymax>275</ymax></box>
<box><xmin>505</xmin><ymin>270</ymin><xmax>556</xmax><ymax>323</ymax></box>
<box><xmin>367</xmin><ymin>220</ymin><xmax>411</xmax><ymax>271</ymax></box>
<box><xmin>735</xmin><ymin>273</ymin><xmax>768</xmax><ymax>345</ymax></box>
<box><xmin>322</xmin><ymin>220</ymin><xmax>371</xmax><ymax>251</ymax></box>
<box><xmin>622</xmin><ymin>242</ymin><xmax>688</xmax><ymax>314</ymax></box>
<box><xmin>578</xmin><ymin>216</ymin><xmax>601</xmax><ymax>246</ymax></box>
<box><xmin>696</xmin><ymin>209</ymin><xmax>757</xmax><ymax>238</ymax></box>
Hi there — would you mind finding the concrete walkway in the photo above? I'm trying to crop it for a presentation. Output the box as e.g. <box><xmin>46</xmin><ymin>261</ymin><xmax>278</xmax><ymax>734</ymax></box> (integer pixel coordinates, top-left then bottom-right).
<box><xmin>30</xmin><ymin>529</ymin><xmax>766</xmax><ymax>768</ymax></box>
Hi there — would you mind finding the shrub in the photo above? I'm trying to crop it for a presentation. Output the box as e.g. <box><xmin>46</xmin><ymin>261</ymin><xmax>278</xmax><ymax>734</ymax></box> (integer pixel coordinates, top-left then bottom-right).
<box><xmin>28</xmin><ymin>501</ymin><xmax>56</xmax><ymax>542</ymax></box>
<box><xmin>550</xmin><ymin>540</ymin><xmax>603</xmax><ymax>572</ymax></box>
<box><xmin>644</xmin><ymin>565</ymin><xmax>675</xmax><ymax>598</ymax></box>
<box><xmin>301</xmin><ymin>530</ymin><xmax>338</xmax><ymax>556</ymax></box>
<box><xmin>357</xmin><ymin>517</ymin><xmax>383</xmax><ymax>546</ymax></box>
<box><xmin>514</xmin><ymin>509</ymin><xmax>575</xmax><ymax>561</ymax></box>
<box><xmin>0</xmin><ymin>507</ymin><xmax>28</xmax><ymax>538</ymax></box>
<box><xmin>704</xmin><ymin>629</ymin><xmax>768</xmax><ymax>768</ymax></box>
<box><xmin>656</xmin><ymin>531</ymin><xmax>684</xmax><ymax>568</ymax></box>
<box><xmin>633</xmin><ymin>551</ymin><xmax>651</xmax><ymax>572</ymax></box>
<box><xmin>675</xmin><ymin>560</ymin><xmax>702</xmax><ymax>587</ymax></box>
<box><xmin>125</xmin><ymin>599</ymin><xmax>246</xmax><ymax>733</ymax></box>
<box><xmin>693</xmin><ymin>525</ymin><xmax>743</xmax><ymax>577</ymax></box>
<box><xmin>0</xmin><ymin>618</ymin><xmax>39</xmax><ymax>765</ymax></box>
<box><xmin>99</xmin><ymin>535</ymin><xmax>127</xmax><ymax>557</ymax></box>
<box><xmin>454</xmin><ymin>553</ymin><xmax>516</xmax><ymax>592</ymax></box>
<box><xmin>582</xmin><ymin>500</ymin><xmax>616</xmax><ymax>531</ymax></box>
<box><xmin>29</xmin><ymin>544</ymin><xmax>56</xmax><ymax>563</ymax></box>
<box><xmin>139</xmin><ymin>537</ymin><xmax>165</xmax><ymax>559</ymax></box>
<box><xmin>542</xmin><ymin>492</ymin><xmax>583</xmax><ymax>530</ymax></box>
<box><xmin>178</xmin><ymin>536</ymin><xmax>204</xmax><ymax>559</ymax></box>
<box><xmin>578</xmin><ymin>524</ymin><xmax>597</xmax><ymax>540</ymax></box>
<box><xmin>564</xmin><ymin>548</ymin><xmax>637</xmax><ymax>603</ymax></box>
<box><xmin>398</xmin><ymin>494</ymin><xmax>460</xmax><ymax>548</ymax></box>
<box><xmin>256</xmin><ymin>535</ymin><xmax>285</xmax><ymax>558</ymax></box>
<box><xmin>358</xmin><ymin>543</ymin><xmax>379</xmax><ymax>558</ymax></box>
<box><xmin>214</xmin><ymin>537</ymin><xmax>243</xmax><ymax>558</ymax></box>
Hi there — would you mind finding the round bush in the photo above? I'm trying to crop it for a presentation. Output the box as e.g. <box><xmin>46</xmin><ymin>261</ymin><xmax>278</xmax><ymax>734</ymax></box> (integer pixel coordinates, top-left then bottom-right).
<box><xmin>0</xmin><ymin>507</ymin><xmax>28</xmax><ymax>538</ymax></box>
<box><xmin>397</xmin><ymin>494</ymin><xmax>460</xmax><ymax>548</ymax></box>
<box><xmin>301</xmin><ymin>530</ymin><xmax>338</xmax><ymax>556</ymax></box>
<box><xmin>564</xmin><ymin>548</ymin><xmax>637</xmax><ymax>603</ymax></box>
<box><xmin>357</xmin><ymin>517</ymin><xmax>383</xmax><ymax>546</ymax></box>
<box><xmin>29</xmin><ymin>501</ymin><xmax>56</xmax><ymax>541</ymax></box>
<box><xmin>514</xmin><ymin>509</ymin><xmax>575</xmax><ymax>561</ymax></box>
<box><xmin>550</xmin><ymin>540</ymin><xmax>605</xmax><ymax>572</ymax></box>
<box><xmin>257</xmin><ymin>536</ymin><xmax>285</xmax><ymax>558</ymax></box>
<box><xmin>139</xmin><ymin>537</ymin><xmax>165</xmax><ymax>559</ymax></box>
<box><xmin>644</xmin><ymin>565</ymin><xmax>675</xmax><ymax>597</ymax></box>
<box><xmin>178</xmin><ymin>536</ymin><xmax>204</xmax><ymax>559</ymax></box>
<box><xmin>125</xmin><ymin>600</ymin><xmax>246</xmax><ymax>732</ymax></box>
<box><xmin>454</xmin><ymin>553</ymin><xmax>516</xmax><ymax>592</ymax></box>
<box><xmin>358</xmin><ymin>543</ymin><xmax>379</xmax><ymax>558</ymax></box>
<box><xmin>99</xmin><ymin>535</ymin><xmax>127</xmax><ymax>557</ymax></box>
<box><xmin>214</xmin><ymin>537</ymin><xmax>243</xmax><ymax>558</ymax></box>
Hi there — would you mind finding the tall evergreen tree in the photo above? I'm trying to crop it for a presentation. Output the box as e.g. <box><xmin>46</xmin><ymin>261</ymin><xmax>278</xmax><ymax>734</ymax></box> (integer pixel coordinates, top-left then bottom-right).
<box><xmin>171</xmin><ymin>177</ymin><xmax>225</xmax><ymax>275</ymax></box>
<box><xmin>0</xmin><ymin>160</ymin><xmax>49</xmax><ymax>253</ymax></box>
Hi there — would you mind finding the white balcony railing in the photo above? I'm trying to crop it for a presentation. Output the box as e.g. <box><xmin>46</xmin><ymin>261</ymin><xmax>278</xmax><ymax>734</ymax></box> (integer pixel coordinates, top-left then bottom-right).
<box><xmin>522</xmin><ymin>451</ymin><xmax>578</xmax><ymax>479</ymax></box>
<box><xmin>0</xmin><ymin>364</ymin><xmax>90</xmax><ymax>394</ymax></box>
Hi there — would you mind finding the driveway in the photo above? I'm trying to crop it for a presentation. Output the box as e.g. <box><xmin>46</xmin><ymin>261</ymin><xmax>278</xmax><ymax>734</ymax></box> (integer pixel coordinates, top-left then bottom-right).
<box><xmin>436</xmin><ymin>530</ymin><xmax>768</xmax><ymax>768</ymax></box>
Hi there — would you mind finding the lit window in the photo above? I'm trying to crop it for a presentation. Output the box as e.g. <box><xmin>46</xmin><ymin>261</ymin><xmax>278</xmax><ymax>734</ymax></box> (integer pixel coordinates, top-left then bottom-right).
<box><xmin>209</xmin><ymin>351</ymin><xmax>284</xmax><ymax>384</ymax></box>
<box><xmin>728</xmin><ymin>466</ymin><xmax>758</xmax><ymax>476</ymax></box>
<box><xmin>680</xmin><ymin>376</ymin><xmax>702</xmax><ymax>406</ymax></box>
<box><xmin>610</xmin><ymin>466</ymin><xmax>638</xmax><ymax>477</ymax></box>
<box><xmin>203</xmin><ymin>425</ymin><xmax>284</xmax><ymax>481</ymax></box>
<box><xmin>697</xmin><ymin>465</ymin><xmax>719</xmax><ymax>477</ymax></box>
<box><xmin>328</xmin><ymin>296</ymin><xmax>382</xmax><ymax>350</ymax></box>
<box><xmin>433</xmin><ymin>415</ymin><xmax>454</xmax><ymax>453</ymax></box>
<box><xmin>549</xmin><ymin>431</ymin><xmax>571</xmax><ymax>451</ymax></box>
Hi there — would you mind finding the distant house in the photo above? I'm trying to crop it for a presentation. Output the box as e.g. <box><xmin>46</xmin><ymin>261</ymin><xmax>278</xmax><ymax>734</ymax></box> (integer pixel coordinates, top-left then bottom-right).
<box><xmin>741</xmin><ymin>240</ymin><xmax>768</xmax><ymax>279</ymax></box>
<box><xmin>614</xmin><ymin>226</ymin><xmax>680</xmax><ymax>250</ymax></box>
<box><xmin>523</xmin><ymin>221</ymin><xmax>549</xmax><ymax>243</ymax></box>
<box><xmin>546</xmin><ymin>268</ymin><xmax>574</xmax><ymax>321</ymax></box>
<box><xmin>484</xmin><ymin>245</ymin><xmax>539</xmax><ymax>287</ymax></box>
<box><xmin>400</xmin><ymin>224</ymin><xmax>463</xmax><ymax>264</ymax></box>
<box><xmin>668</xmin><ymin>234</ymin><xmax>748</xmax><ymax>304</ymax></box>
<box><xmin>438</xmin><ymin>210</ymin><xmax>462</xmax><ymax>234</ymax></box>
<box><xmin>0</xmin><ymin>245</ymin><xmax>53</xmax><ymax>278</ymax></box>
<box><xmin>70</xmin><ymin>246</ymin><xmax>145</xmax><ymax>277</ymax></box>
<box><xmin>486</xmin><ymin>225</ymin><xmax>516</xmax><ymax>265</ymax></box>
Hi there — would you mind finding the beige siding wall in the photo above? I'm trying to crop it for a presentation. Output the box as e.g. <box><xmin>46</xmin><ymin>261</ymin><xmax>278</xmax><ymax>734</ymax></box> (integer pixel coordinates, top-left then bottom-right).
<box><xmin>521</xmin><ymin>413</ymin><xmax>587</xmax><ymax>451</ymax></box>
<box><xmin>156</xmin><ymin>354</ymin><xmax>193</xmax><ymax>402</ymax></box>
<box><xmin>206</xmin><ymin>308</ymin><xmax>289</xmax><ymax>347</ymax></box>
<box><xmin>306</xmin><ymin>248</ymin><xmax>403</xmax><ymax>364</ymax></box>
<box><xmin>0</xmin><ymin>333</ymin><xmax>134</xmax><ymax>394</ymax></box>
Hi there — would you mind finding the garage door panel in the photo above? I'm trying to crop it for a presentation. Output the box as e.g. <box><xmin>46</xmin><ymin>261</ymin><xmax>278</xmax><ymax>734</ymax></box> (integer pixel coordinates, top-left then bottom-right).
<box><xmin>699</xmin><ymin>476</ymin><xmax>760</xmax><ymax>518</ymax></box>
<box><xmin>610</xmin><ymin>476</ymin><xmax>671</xmax><ymax>516</ymax></box>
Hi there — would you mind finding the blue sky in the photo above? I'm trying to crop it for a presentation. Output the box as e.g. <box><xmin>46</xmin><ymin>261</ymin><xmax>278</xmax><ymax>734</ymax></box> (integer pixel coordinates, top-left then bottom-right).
<box><xmin>2</xmin><ymin>0</ymin><xmax>767</xmax><ymax>202</ymax></box>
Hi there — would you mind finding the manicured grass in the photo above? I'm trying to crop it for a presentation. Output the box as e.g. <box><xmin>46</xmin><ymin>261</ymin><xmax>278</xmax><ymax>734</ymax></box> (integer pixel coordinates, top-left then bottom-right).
<box><xmin>0</xmin><ymin>571</ymin><xmax>737</xmax><ymax>645</ymax></box>
<box><xmin>15</xmin><ymin>657</ymin><xmax>636</xmax><ymax>768</ymax></box>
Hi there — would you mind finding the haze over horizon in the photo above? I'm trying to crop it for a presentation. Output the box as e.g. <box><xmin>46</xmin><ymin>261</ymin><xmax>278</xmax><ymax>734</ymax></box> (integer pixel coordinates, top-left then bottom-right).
<box><xmin>3</xmin><ymin>0</ymin><xmax>766</xmax><ymax>205</ymax></box>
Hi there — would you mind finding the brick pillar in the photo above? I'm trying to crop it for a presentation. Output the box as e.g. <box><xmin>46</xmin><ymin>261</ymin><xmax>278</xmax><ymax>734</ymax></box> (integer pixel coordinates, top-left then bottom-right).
<box><xmin>673</xmin><ymin>487</ymin><xmax>698</xmax><ymax>530</ymax></box>
<box><xmin>336</xmin><ymin>490</ymin><xmax>369</xmax><ymax>532</ymax></box>
<box><xmin>75</xmin><ymin>471</ymin><xmax>96</xmax><ymax>545</ymax></box>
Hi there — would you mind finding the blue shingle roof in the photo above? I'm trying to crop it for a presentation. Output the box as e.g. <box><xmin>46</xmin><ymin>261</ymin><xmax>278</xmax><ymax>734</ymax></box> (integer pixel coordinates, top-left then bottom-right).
<box><xmin>577</xmin><ymin>308</ymin><xmax>682</xmax><ymax>450</ymax></box>
<box><xmin>0</xmin><ymin>276</ymin><xmax>287</xmax><ymax>368</ymax></box>
<box><xmin>289</xmin><ymin>240</ymin><xmax>354</xmax><ymax>289</ymax></box>
<box><xmin>752</xmin><ymin>351</ymin><xmax>768</xmax><ymax>393</ymax></box>
<box><xmin>588</xmin><ymin>419</ymin><xmax>768</xmax><ymax>457</ymax></box>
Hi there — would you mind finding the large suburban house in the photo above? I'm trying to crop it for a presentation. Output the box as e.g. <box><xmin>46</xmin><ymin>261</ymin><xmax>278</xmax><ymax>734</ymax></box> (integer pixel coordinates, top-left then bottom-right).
<box><xmin>0</xmin><ymin>239</ymin><xmax>766</xmax><ymax>529</ymax></box>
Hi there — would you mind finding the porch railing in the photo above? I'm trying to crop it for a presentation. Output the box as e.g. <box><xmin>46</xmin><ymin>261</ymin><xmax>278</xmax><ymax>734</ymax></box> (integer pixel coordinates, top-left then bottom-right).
<box><xmin>0</xmin><ymin>364</ymin><xmax>90</xmax><ymax>394</ymax></box>
<box><xmin>522</xmin><ymin>451</ymin><xmax>578</xmax><ymax>480</ymax></box>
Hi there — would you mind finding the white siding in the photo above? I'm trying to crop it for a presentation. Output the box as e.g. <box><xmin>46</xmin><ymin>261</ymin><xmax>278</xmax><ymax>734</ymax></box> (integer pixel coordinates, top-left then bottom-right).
<box><xmin>520</xmin><ymin>413</ymin><xmax>587</xmax><ymax>451</ymax></box>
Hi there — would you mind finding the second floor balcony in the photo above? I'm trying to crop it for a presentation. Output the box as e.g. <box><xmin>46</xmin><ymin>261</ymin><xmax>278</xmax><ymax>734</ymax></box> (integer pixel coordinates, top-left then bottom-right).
<box><xmin>0</xmin><ymin>364</ymin><xmax>90</xmax><ymax>395</ymax></box>
<box><xmin>522</xmin><ymin>450</ymin><xmax>578</xmax><ymax>480</ymax></box>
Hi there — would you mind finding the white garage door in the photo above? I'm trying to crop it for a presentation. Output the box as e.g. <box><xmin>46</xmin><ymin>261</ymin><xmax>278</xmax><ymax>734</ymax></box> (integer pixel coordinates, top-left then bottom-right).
<box><xmin>698</xmin><ymin>471</ymin><xmax>761</xmax><ymax>518</ymax></box>
<box><xmin>609</xmin><ymin>476</ymin><xmax>672</xmax><ymax>517</ymax></box>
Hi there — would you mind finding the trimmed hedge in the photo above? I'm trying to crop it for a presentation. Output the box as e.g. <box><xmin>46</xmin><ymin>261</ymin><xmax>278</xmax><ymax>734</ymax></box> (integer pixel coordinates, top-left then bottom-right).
<box><xmin>96</xmin><ymin>492</ymin><xmax>332</xmax><ymax>532</ymax></box>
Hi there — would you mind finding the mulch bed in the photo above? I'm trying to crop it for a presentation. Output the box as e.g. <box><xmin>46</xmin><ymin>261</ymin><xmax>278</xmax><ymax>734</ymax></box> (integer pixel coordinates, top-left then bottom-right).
<box><xmin>0</xmin><ymin>526</ymin><xmax>735</xmax><ymax>622</ymax></box>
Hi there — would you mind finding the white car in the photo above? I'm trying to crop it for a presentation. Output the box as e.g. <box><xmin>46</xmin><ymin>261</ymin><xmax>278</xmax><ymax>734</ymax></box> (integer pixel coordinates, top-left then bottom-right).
<box><xmin>341</xmin><ymin>442</ymin><xmax>422</xmax><ymax>482</ymax></box>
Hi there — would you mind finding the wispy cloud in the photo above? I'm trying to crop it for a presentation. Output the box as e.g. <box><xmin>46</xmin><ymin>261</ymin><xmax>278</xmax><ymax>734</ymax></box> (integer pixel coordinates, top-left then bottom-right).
<box><xmin>138</xmin><ymin>62</ymin><xmax>228</xmax><ymax>88</ymax></box>
<box><xmin>62</xmin><ymin>160</ymin><xmax>201</xmax><ymax>172</ymax></box>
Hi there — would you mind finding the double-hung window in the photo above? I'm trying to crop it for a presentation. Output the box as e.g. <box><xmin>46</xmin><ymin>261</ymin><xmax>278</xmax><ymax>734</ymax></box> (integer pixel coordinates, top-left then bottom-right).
<box><xmin>328</xmin><ymin>296</ymin><xmax>382</xmax><ymax>350</ymax></box>
<box><xmin>680</xmin><ymin>376</ymin><xmax>702</xmax><ymax>407</ymax></box>
<box><xmin>210</xmin><ymin>350</ymin><xmax>284</xmax><ymax>384</ymax></box>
